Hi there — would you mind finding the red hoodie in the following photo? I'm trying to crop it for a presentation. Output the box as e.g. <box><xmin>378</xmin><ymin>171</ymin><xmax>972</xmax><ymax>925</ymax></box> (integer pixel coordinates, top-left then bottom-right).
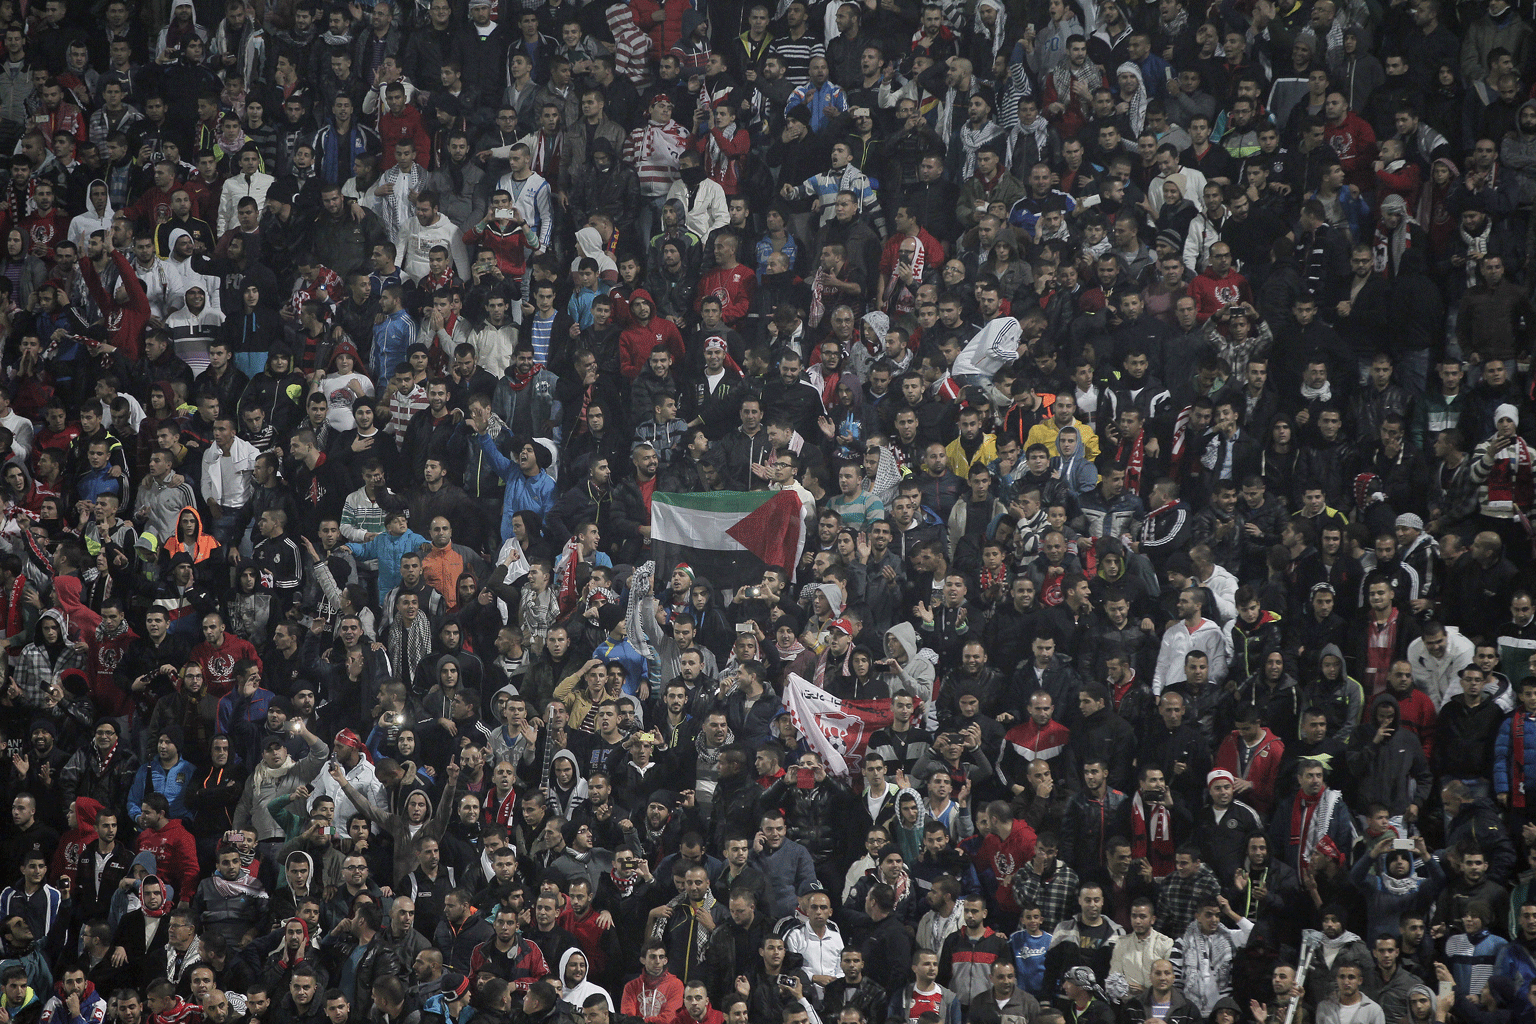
<box><xmin>135</xmin><ymin>816</ymin><xmax>199</xmax><ymax>903</ymax></box>
<box><xmin>52</xmin><ymin>796</ymin><xmax>103</xmax><ymax>886</ymax></box>
<box><xmin>619</xmin><ymin>290</ymin><xmax>686</xmax><ymax>378</ymax></box>
<box><xmin>975</xmin><ymin>817</ymin><xmax>1037</xmax><ymax>905</ymax></box>
<box><xmin>1324</xmin><ymin>111</ymin><xmax>1378</xmax><ymax>188</ymax></box>
<box><xmin>671</xmin><ymin>1008</ymin><xmax>724</xmax><ymax>1024</ymax></box>
<box><xmin>191</xmin><ymin>633</ymin><xmax>262</xmax><ymax>697</ymax></box>
<box><xmin>83</xmin><ymin>250</ymin><xmax>151</xmax><ymax>361</ymax></box>
<box><xmin>380</xmin><ymin>106</ymin><xmax>433</xmax><ymax>170</ymax></box>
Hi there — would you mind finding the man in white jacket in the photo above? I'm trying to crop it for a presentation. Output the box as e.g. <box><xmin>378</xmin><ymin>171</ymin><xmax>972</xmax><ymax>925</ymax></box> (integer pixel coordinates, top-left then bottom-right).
<box><xmin>664</xmin><ymin>149</ymin><xmax>728</xmax><ymax>241</ymax></box>
<box><xmin>217</xmin><ymin>146</ymin><xmax>274</xmax><ymax>236</ymax></box>
<box><xmin>1408</xmin><ymin>622</ymin><xmax>1476</xmax><ymax>707</ymax></box>
<box><xmin>1154</xmin><ymin>586</ymin><xmax>1232</xmax><ymax>694</ymax></box>
<box><xmin>399</xmin><ymin>188</ymin><xmax>468</xmax><ymax>282</ymax></box>
<box><xmin>202</xmin><ymin>414</ymin><xmax>260</xmax><ymax>547</ymax></box>
<box><xmin>161</xmin><ymin>228</ymin><xmax>223</xmax><ymax>317</ymax></box>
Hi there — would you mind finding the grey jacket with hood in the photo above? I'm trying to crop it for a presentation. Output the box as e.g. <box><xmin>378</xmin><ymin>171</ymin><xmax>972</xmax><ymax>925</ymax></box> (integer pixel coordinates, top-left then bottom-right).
<box><xmin>1501</xmin><ymin>99</ymin><xmax>1536</xmax><ymax>201</ymax></box>
<box><xmin>879</xmin><ymin>622</ymin><xmax>936</xmax><ymax>713</ymax></box>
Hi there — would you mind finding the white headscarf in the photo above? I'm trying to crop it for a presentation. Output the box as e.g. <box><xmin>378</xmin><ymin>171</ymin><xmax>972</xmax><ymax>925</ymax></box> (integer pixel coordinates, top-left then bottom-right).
<box><xmin>557</xmin><ymin>949</ymin><xmax>612</xmax><ymax>1011</ymax></box>
<box><xmin>1116</xmin><ymin>61</ymin><xmax>1148</xmax><ymax>136</ymax></box>
<box><xmin>68</xmin><ymin>179</ymin><xmax>115</xmax><ymax>252</ymax></box>
<box><xmin>975</xmin><ymin>0</ymin><xmax>1009</xmax><ymax>65</ymax></box>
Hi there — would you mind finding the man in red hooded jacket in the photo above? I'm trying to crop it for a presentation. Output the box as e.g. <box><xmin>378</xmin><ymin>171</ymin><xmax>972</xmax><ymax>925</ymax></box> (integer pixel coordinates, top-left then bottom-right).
<box><xmin>134</xmin><ymin>794</ymin><xmax>199</xmax><ymax>904</ymax></box>
<box><xmin>620</xmin><ymin>290</ymin><xmax>686</xmax><ymax>379</ymax></box>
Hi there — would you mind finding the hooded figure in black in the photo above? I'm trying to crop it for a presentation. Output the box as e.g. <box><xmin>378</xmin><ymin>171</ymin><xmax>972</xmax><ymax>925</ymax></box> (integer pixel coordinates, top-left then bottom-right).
<box><xmin>239</xmin><ymin>346</ymin><xmax>307</xmax><ymax>435</ymax></box>
<box><xmin>1346</xmin><ymin>693</ymin><xmax>1432</xmax><ymax>820</ymax></box>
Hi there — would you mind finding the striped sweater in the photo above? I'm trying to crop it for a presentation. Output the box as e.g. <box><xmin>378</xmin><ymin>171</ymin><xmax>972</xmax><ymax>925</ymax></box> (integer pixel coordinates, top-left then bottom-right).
<box><xmin>626</xmin><ymin>119</ymin><xmax>689</xmax><ymax>196</ymax></box>
<box><xmin>607</xmin><ymin>4</ymin><xmax>653</xmax><ymax>87</ymax></box>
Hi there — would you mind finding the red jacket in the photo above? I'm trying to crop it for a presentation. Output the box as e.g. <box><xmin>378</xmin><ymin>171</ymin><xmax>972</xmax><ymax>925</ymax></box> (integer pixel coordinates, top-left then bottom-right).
<box><xmin>380</xmin><ymin>106</ymin><xmax>433</xmax><ymax>171</ymax></box>
<box><xmin>30</xmin><ymin>101</ymin><xmax>87</xmax><ymax>143</ymax></box>
<box><xmin>694</xmin><ymin>264</ymin><xmax>755</xmax><ymax>324</ymax></box>
<box><xmin>619</xmin><ymin>315</ymin><xmax>686</xmax><ymax>379</ymax></box>
<box><xmin>469</xmin><ymin>937</ymin><xmax>548</xmax><ymax>991</ymax></box>
<box><xmin>559</xmin><ymin>906</ymin><xmax>613</xmax><ymax>975</ymax></box>
<box><xmin>1214</xmin><ymin>727</ymin><xmax>1285</xmax><ymax>816</ymax></box>
<box><xmin>1187</xmin><ymin>268</ymin><xmax>1253</xmax><ymax>322</ymax></box>
<box><xmin>1375</xmin><ymin>162</ymin><xmax>1421</xmax><ymax>212</ymax></box>
<box><xmin>688</xmin><ymin>127</ymin><xmax>750</xmax><ymax>195</ymax></box>
<box><xmin>135</xmin><ymin>817</ymin><xmax>198</xmax><ymax>901</ymax></box>
<box><xmin>1393</xmin><ymin>685</ymin><xmax>1437</xmax><ymax>759</ymax></box>
<box><xmin>463</xmin><ymin>220</ymin><xmax>532</xmax><ymax>279</ymax></box>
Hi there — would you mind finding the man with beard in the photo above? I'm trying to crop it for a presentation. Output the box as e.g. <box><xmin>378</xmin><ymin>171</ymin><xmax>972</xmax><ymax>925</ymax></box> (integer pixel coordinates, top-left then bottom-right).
<box><xmin>469</xmin><ymin>904</ymin><xmax>548</xmax><ymax>988</ymax></box>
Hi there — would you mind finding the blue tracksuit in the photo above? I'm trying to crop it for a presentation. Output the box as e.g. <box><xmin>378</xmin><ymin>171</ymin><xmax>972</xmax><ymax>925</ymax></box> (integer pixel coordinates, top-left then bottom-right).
<box><xmin>475</xmin><ymin>433</ymin><xmax>554</xmax><ymax>540</ymax></box>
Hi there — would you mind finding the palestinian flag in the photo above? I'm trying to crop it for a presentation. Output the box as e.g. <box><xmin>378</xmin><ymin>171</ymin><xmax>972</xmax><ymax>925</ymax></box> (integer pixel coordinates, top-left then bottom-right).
<box><xmin>651</xmin><ymin>490</ymin><xmax>805</xmax><ymax>591</ymax></box>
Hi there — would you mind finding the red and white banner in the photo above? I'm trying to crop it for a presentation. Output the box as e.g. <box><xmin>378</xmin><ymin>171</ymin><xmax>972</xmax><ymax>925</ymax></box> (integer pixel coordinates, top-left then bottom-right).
<box><xmin>781</xmin><ymin>674</ymin><xmax>896</xmax><ymax>778</ymax></box>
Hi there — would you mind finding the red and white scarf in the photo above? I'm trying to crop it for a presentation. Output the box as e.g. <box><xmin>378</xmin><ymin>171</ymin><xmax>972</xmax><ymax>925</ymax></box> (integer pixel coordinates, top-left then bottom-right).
<box><xmin>1485</xmin><ymin>435</ymin><xmax>1535</xmax><ymax>515</ymax></box>
<box><xmin>1116</xmin><ymin>429</ymin><xmax>1146</xmax><ymax>494</ymax></box>
<box><xmin>1130</xmin><ymin>792</ymin><xmax>1174</xmax><ymax>876</ymax></box>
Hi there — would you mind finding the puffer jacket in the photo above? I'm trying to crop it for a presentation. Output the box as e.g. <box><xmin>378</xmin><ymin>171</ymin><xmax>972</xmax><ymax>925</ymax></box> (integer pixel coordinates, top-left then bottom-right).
<box><xmin>758</xmin><ymin>772</ymin><xmax>855</xmax><ymax>864</ymax></box>
<box><xmin>1495</xmin><ymin>704</ymin><xmax>1536</xmax><ymax>801</ymax></box>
